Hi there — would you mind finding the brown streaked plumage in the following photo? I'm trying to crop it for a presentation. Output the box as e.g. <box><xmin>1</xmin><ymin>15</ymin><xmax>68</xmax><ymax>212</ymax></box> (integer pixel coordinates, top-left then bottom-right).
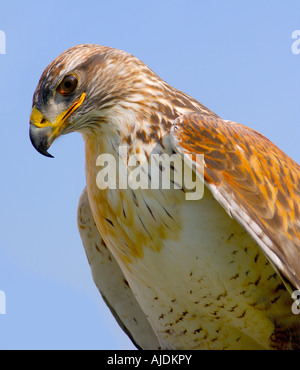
<box><xmin>29</xmin><ymin>44</ymin><xmax>300</xmax><ymax>349</ymax></box>
<box><xmin>171</xmin><ymin>113</ymin><xmax>300</xmax><ymax>292</ymax></box>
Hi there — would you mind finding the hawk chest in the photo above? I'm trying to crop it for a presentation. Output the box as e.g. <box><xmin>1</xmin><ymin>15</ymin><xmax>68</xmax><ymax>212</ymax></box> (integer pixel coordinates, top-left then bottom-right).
<box><xmin>84</xmin><ymin>134</ymin><xmax>185</xmax><ymax>264</ymax></box>
<box><xmin>84</xmin><ymin>136</ymin><xmax>288</xmax><ymax>349</ymax></box>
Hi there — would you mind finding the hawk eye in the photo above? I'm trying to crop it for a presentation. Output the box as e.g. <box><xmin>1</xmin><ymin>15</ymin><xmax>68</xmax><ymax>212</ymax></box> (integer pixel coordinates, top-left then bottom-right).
<box><xmin>58</xmin><ymin>74</ymin><xmax>78</xmax><ymax>95</ymax></box>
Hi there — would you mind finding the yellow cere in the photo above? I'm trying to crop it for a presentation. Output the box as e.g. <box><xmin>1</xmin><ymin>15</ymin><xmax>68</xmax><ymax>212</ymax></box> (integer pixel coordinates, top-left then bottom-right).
<box><xmin>30</xmin><ymin>92</ymin><xmax>86</xmax><ymax>136</ymax></box>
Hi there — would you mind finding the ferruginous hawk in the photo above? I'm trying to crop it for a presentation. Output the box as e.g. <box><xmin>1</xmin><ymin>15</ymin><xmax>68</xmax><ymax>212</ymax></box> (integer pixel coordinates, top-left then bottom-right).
<box><xmin>29</xmin><ymin>44</ymin><xmax>300</xmax><ymax>350</ymax></box>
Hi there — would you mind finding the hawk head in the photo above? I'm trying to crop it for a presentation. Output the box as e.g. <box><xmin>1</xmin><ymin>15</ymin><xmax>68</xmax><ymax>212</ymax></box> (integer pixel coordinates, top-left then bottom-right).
<box><xmin>29</xmin><ymin>44</ymin><xmax>158</xmax><ymax>157</ymax></box>
<box><xmin>30</xmin><ymin>44</ymin><xmax>212</xmax><ymax>158</ymax></box>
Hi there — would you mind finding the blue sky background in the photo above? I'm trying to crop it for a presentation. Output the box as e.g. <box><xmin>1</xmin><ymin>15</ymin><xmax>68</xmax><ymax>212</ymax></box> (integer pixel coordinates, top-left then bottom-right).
<box><xmin>0</xmin><ymin>1</ymin><xmax>299</xmax><ymax>349</ymax></box>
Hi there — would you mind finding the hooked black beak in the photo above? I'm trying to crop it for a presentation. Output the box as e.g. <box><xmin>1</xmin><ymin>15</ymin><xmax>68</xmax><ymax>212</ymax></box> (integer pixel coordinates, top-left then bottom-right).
<box><xmin>29</xmin><ymin>123</ymin><xmax>54</xmax><ymax>158</ymax></box>
<box><xmin>29</xmin><ymin>92</ymin><xmax>86</xmax><ymax>158</ymax></box>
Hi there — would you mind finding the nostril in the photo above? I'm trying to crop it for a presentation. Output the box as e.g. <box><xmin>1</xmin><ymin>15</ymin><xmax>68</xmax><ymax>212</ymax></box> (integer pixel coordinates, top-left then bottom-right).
<box><xmin>41</xmin><ymin>117</ymin><xmax>46</xmax><ymax>124</ymax></box>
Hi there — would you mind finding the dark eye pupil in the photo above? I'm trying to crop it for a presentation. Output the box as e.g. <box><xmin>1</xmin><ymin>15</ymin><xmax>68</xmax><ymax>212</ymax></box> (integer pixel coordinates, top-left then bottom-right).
<box><xmin>59</xmin><ymin>75</ymin><xmax>78</xmax><ymax>94</ymax></box>
<box><xmin>64</xmin><ymin>81</ymin><xmax>72</xmax><ymax>89</ymax></box>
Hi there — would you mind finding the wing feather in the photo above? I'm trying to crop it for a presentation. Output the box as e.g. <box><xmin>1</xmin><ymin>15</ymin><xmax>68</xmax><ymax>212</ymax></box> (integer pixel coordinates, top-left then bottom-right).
<box><xmin>171</xmin><ymin>113</ymin><xmax>300</xmax><ymax>291</ymax></box>
<box><xmin>77</xmin><ymin>187</ymin><xmax>160</xmax><ymax>349</ymax></box>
